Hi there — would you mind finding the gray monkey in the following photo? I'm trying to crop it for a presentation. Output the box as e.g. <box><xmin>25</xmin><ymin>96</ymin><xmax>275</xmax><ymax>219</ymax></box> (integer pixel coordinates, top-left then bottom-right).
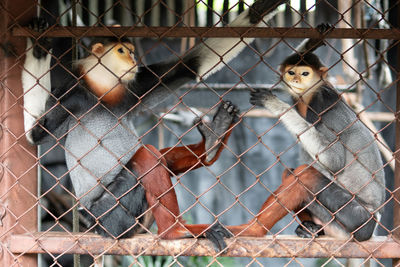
<box><xmin>224</xmin><ymin>24</ymin><xmax>385</xmax><ymax>241</ymax></box>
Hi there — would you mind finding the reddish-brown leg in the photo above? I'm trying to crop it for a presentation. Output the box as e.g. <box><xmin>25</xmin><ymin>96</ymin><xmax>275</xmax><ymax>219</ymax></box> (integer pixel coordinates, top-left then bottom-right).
<box><xmin>159</xmin><ymin>129</ymin><xmax>233</xmax><ymax>175</ymax></box>
<box><xmin>296</xmin><ymin>209</ymin><xmax>313</xmax><ymax>222</ymax></box>
<box><xmin>281</xmin><ymin>168</ymin><xmax>317</xmax><ymax>230</ymax></box>
<box><xmin>225</xmin><ymin>165</ymin><xmax>323</xmax><ymax>236</ymax></box>
<box><xmin>129</xmin><ymin>145</ymin><xmax>218</xmax><ymax>239</ymax></box>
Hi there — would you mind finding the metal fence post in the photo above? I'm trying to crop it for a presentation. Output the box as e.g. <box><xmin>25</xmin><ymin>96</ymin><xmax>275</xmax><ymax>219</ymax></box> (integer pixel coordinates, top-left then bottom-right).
<box><xmin>394</xmin><ymin>50</ymin><xmax>400</xmax><ymax>267</ymax></box>
<box><xmin>394</xmin><ymin>3</ymin><xmax>400</xmax><ymax>266</ymax></box>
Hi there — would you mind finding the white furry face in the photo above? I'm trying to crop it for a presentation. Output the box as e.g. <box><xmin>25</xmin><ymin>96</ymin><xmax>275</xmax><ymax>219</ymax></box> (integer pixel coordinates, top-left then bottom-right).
<box><xmin>80</xmin><ymin>42</ymin><xmax>137</xmax><ymax>84</ymax></box>
<box><xmin>100</xmin><ymin>43</ymin><xmax>137</xmax><ymax>82</ymax></box>
<box><xmin>283</xmin><ymin>65</ymin><xmax>323</xmax><ymax>98</ymax></box>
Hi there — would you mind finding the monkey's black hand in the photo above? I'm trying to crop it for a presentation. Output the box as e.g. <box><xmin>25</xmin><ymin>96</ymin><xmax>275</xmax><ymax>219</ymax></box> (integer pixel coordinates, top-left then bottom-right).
<box><xmin>204</xmin><ymin>222</ymin><xmax>233</xmax><ymax>252</ymax></box>
<box><xmin>301</xmin><ymin>23</ymin><xmax>334</xmax><ymax>53</ymax></box>
<box><xmin>28</xmin><ymin>17</ymin><xmax>51</xmax><ymax>59</ymax></box>
<box><xmin>249</xmin><ymin>88</ymin><xmax>275</xmax><ymax>107</ymax></box>
<box><xmin>196</xmin><ymin>100</ymin><xmax>239</xmax><ymax>161</ymax></box>
<box><xmin>248</xmin><ymin>0</ymin><xmax>289</xmax><ymax>24</ymax></box>
<box><xmin>316</xmin><ymin>23</ymin><xmax>334</xmax><ymax>35</ymax></box>
<box><xmin>30</xmin><ymin>117</ymin><xmax>48</xmax><ymax>144</ymax></box>
<box><xmin>295</xmin><ymin>221</ymin><xmax>324</xmax><ymax>238</ymax></box>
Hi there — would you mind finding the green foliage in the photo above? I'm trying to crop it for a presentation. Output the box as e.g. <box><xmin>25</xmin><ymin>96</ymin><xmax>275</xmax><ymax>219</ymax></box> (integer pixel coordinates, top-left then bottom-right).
<box><xmin>121</xmin><ymin>255</ymin><xmax>174</xmax><ymax>267</ymax></box>
<box><xmin>184</xmin><ymin>256</ymin><xmax>236</xmax><ymax>267</ymax></box>
<box><xmin>120</xmin><ymin>255</ymin><xmax>237</xmax><ymax>267</ymax></box>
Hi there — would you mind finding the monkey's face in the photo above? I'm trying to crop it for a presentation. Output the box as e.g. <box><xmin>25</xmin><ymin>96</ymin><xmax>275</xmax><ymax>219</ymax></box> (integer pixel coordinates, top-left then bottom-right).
<box><xmin>78</xmin><ymin>42</ymin><xmax>138</xmax><ymax>104</ymax></box>
<box><xmin>282</xmin><ymin>65</ymin><xmax>322</xmax><ymax>97</ymax></box>
<box><xmin>86</xmin><ymin>42</ymin><xmax>137</xmax><ymax>83</ymax></box>
<box><xmin>103</xmin><ymin>42</ymin><xmax>137</xmax><ymax>82</ymax></box>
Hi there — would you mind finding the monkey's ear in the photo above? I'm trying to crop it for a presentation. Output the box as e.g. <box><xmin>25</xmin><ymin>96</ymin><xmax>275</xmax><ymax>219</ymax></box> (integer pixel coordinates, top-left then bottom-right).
<box><xmin>91</xmin><ymin>43</ymin><xmax>105</xmax><ymax>56</ymax></box>
<box><xmin>279</xmin><ymin>65</ymin><xmax>285</xmax><ymax>74</ymax></box>
<box><xmin>319</xmin><ymin>67</ymin><xmax>329</xmax><ymax>79</ymax></box>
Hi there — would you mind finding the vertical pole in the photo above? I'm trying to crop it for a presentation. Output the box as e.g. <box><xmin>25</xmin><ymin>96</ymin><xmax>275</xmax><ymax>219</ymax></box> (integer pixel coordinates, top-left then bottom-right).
<box><xmin>70</xmin><ymin>2</ymin><xmax>81</xmax><ymax>267</ymax></box>
<box><xmin>394</xmin><ymin>45</ymin><xmax>400</xmax><ymax>267</ymax></box>
<box><xmin>337</xmin><ymin>0</ymin><xmax>358</xmax><ymax>82</ymax></box>
<box><xmin>394</xmin><ymin>3</ymin><xmax>400</xmax><ymax>266</ymax></box>
<box><xmin>0</xmin><ymin>0</ymin><xmax>37</xmax><ymax>266</ymax></box>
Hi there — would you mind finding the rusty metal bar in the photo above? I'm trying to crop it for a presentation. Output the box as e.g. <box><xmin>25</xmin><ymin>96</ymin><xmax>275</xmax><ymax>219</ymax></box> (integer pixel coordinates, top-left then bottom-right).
<box><xmin>393</xmin><ymin>3</ymin><xmax>400</xmax><ymax>266</ymax></box>
<box><xmin>8</xmin><ymin>233</ymin><xmax>400</xmax><ymax>258</ymax></box>
<box><xmin>11</xmin><ymin>26</ymin><xmax>400</xmax><ymax>39</ymax></box>
<box><xmin>0</xmin><ymin>0</ymin><xmax>37</xmax><ymax>266</ymax></box>
<box><xmin>70</xmin><ymin>1</ymin><xmax>80</xmax><ymax>267</ymax></box>
<box><xmin>393</xmin><ymin>2</ymin><xmax>400</xmax><ymax>266</ymax></box>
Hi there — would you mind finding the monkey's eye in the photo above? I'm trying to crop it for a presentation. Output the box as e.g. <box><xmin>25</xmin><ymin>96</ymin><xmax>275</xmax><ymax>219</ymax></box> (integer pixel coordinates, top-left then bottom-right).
<box><xmin>118</xmin><ymin>47</ymin><xmax>124</xmax><ymax>54</ymax></box>
<box><xmin>288</xmin><ymin>71</ymin><xmax>295</xmax><ymax>75</ymax></box>
<box><xmin>302</xmin><ymin>72</ymin><xmax>309</xmax><ymax>76</ymax></box>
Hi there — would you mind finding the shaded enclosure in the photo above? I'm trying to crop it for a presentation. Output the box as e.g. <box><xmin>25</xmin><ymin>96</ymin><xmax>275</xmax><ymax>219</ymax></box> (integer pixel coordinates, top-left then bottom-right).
<box><xmin>0</xmin><ymin>0</ymin><xmax>400</xmax><ymax>266</ymax></box>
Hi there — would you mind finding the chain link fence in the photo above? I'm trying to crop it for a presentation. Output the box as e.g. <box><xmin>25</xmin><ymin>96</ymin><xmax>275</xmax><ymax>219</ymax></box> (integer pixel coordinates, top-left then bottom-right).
<box><xmin>0</xmin><ymin>0</ymin><xmax>399</xmax><ymax>266</ymax></box>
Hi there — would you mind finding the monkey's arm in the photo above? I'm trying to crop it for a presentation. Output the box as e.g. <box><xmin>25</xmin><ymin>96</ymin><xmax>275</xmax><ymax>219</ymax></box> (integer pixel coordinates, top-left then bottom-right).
<box><xmin>30</xmin><ymin>83</ymin><xmax>94</xmax><ymax>144</ymax></box>
<box><xmin>22</xmin><ymin>18</ymin><xmax>52</xmax><ymax>144</ymax></box>
<box><xmin>22</xmin><ymin>18</ymin><xmax>83</xmax><ymax>144</ymax></box>
<box><xmin>296</xmin><ymin>23</ymin><xmax>333</xmax><ymax>53</ymax></box>
<box><xmin>250</xmin><ymin>89</ymin><xmax>346</xmax><ymax>173</ymax></box>
<box><xmin>128</xmin><ymin>0</ymin><xmax>288</xmax><ymax>109</ymax></box>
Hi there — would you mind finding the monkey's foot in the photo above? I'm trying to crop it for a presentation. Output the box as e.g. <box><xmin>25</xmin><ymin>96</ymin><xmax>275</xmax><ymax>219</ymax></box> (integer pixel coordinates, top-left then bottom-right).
<box><xmin>29</xmin><ymin>17</ymin><xmax>51</xmax><ymax>59</ymax></box>
<box><xmin>196</xmin><ymin>101</ymin><xmax>239</xmax><ymax>162</ymax></box>
<box><xmin>295</xmin><ymin>221</ymin><xmax>324</xmax><ymax>238</ymax></box>
<box><xmin>204</xmin><ymin>222</ymin><xmax>233</xmax><ymax>252</ymax></box>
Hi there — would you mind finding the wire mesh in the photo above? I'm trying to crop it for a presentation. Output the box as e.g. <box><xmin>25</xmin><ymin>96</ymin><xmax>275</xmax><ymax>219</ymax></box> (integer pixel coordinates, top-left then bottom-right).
<box><xmin>0</xmin><ymin>0</ymin><xmax>399</xmax><ymax>266</ymax></box>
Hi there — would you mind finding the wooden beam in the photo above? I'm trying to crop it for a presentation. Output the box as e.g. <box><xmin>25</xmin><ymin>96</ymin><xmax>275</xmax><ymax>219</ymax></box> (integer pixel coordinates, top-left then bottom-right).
<box><xmin>8</xmin><ymin>233</ymin><xmax>400</xmax><ymax>258</ymax></box>
<box><xmin>12</xmin><ymin>26</ymin><xmax>400</xmax><ymax>39</ymax></box>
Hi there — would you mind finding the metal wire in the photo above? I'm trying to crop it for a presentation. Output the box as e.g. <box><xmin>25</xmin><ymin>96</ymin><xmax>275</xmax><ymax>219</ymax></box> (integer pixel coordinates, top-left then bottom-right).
<box><xmin>0</xmin><ymin>0</ymin><xmax>399</xmax><ymax>266</ymax></box>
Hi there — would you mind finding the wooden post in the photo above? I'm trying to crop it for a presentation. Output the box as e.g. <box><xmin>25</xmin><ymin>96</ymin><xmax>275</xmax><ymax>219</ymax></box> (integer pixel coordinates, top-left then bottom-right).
<box><xmin>0</xmin><ymin>0</ymin><xmax>37</xmax><ymax>266</ymax></box>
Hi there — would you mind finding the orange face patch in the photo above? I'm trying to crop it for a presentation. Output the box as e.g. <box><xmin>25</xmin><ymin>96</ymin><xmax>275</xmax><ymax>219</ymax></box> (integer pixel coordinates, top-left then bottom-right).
<box><xmin>79</xmin><ymin>42</ymin><xmax>138</xmax><ymax>105</ymax></box>
<box><xmin>84</xmin><ymin>75</ymin><xmax>126</xmax><ymax>106</ymax></box>
<box><xmin>114</xmin><ymin>43</ymin><xmax>135</xmax><ymax>67</ymax></box>
<box><xmin>283</xmin><ymin>65</ymin><xmax>316</xmax><ymax>92</ymax></box>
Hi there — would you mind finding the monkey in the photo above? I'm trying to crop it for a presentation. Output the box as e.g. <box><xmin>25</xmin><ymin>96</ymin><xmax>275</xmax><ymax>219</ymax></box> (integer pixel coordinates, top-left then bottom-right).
<box><xmin>221</xmin><ymin>24</ymin><xmax>385</xmax><ymax>241</ymax></box>
<box><xmin>22</xmin><ymin>0</ymin><xmax>288</xmax><ymax>251</ymax></box>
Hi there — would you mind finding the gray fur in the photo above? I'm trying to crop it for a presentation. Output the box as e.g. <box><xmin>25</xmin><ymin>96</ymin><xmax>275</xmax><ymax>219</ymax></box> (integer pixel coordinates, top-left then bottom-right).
<box><xmin>64</xmin><ymin>105</ymin><xmax>139</xmax><ymax>208</ymax></box>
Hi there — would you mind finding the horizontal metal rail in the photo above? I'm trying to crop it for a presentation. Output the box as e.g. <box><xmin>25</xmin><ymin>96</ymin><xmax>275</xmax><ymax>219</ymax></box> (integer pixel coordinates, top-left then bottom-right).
<box><xmin>12</xmin><ymin>26</ymin><xmax>400</xmax><ymax>39</ymax></box>
<box><xmin>8</xmin><ymin>233</ymin><xmax>400</xmax><ymax>258</ymax></box>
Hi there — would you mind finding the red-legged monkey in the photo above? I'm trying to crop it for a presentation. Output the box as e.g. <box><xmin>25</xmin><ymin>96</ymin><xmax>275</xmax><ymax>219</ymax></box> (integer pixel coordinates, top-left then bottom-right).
<box><xmin>227</xmin><ymin>24</ymin><xmax>385</xmax><ymax>241</ymax></box>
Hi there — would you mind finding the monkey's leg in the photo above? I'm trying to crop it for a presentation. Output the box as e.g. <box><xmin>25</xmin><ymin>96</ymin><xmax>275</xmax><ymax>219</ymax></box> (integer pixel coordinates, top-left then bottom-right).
<box><xmin>130</xmin><ymin>145</ymin><xmax>231</xmax><ymax>251</ymax></box>
<box><xmin>160</xmin><ymin>101</ymin><xmax>238</xmax><ymax>174</ymax></box>
<box><xmin>305</xmin><ymin>176</ymin><xmax>378</xmax><ymax>241</ymax></box>
<box><xmin>225</xmin><ymin>165</ymin><xmax>325</xmax><ymax>236</ymax></box>
<box><xmin>281</xmin><ymin>168</ymin><xmax>324</xmax><ymax>238</ymax></box>
<box><xmin>226</xmin><ymin>165</ymin><xmax>377</xmax><ymax>241</ymax></box>
<box><xmin>83</xmin><ymin>167</ymin><xmax>151</xmax><ymax>239</ymax></box>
